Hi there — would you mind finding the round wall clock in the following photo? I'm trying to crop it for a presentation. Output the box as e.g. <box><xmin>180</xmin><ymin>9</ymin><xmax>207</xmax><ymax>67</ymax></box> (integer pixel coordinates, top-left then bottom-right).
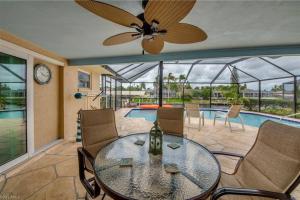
<box><xmin>34</xmin><ymin>64</ymin><xmax>52</xmax><ymax>85</ymax></box>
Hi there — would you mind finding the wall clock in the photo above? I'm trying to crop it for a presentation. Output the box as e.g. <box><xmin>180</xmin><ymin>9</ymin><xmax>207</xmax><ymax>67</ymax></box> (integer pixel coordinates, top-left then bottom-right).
<box><xmin>34</xmin><ymin>64</ymin><xmax>52</xmax><ymax>85</ymax></box>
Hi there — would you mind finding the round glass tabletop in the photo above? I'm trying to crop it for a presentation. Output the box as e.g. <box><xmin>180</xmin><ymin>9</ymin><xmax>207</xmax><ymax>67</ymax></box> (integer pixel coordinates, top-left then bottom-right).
<box><xmin>94</xmin><ymin>133</ymin><xmax>220</xmax><ymax>200</ymax></box>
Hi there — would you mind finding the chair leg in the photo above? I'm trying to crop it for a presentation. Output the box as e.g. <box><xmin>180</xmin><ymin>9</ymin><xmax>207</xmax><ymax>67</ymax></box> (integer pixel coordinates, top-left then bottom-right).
<box><xmin>101</xmin><ymin>193</ymin><xmax>106</xmax><ymax>200</ymax></box>
<box><xmin>213</xmin><ymin>115</ymin><xmax>216</xmax><ymax>125</ymax></box>
<box><xmin>188</xmin><ymin>116</ymin><xmax>191</xmax><ymax>124</ymax></box>
<box><xmin>202</xmin><ymin>115</ymin><xmax>205</xmax><ymax>126</ymax></box>
<box><xmin>239</xmin><ymin>116</ymin><xmax>245</xmax><ymax>131</ymax></box>
<box><xmin>85</xmin><ymin>193</ymin><xmax>89</xmax><ymax>200</ymax></box>
<box><xmin>228</xmin><ymin>120</ymin><xmax>232</xmax><ymax>132</ymax></box>
<box><xmin>225</xmin><ymin>116</ymin><xmax>227</xmax><ymax>125</ymax></box>
<box><xmin>198</xmin><ymin>117</ymin><xmax>201</xmax><ymax>131</ymax></box>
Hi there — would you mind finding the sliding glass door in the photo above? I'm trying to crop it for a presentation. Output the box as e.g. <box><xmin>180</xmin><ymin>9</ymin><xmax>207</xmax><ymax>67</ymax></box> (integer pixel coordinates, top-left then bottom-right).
<box><xmin>0</xmin><ymin>52</ymin><xmax>27</xmax><ymax>166</ymax></box>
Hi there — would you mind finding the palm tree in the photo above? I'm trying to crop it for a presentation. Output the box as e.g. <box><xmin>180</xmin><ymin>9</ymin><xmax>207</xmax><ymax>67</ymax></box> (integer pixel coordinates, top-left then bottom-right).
<box><xmin>178</xmin><ymin>74</ymin><xmax>186</xmax><ymax>98</ymax></box>
<box><xmin>230</xmin><ymin>67</ymin><xmax>239</xmax><ymax>84</ymax></box>
<box><xmin>140</xmin><ymin>82</ymin><xmax>146</xmax><ymax>90</ymax></box>
<box><xmin>164</xmin><ymin>73</ymin><xmax>175</xmax><ymax>99</ymax></box>
<box><xmin>179</xmin><ymin>74</ymin><xmax>186</xmax><ymax>83</ymax></box>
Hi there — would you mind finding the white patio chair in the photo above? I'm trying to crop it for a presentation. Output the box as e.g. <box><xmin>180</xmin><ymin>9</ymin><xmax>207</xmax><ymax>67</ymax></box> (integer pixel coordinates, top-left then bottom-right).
<box><xmin>213</xmin><ymin>105</ymin><xmax>245</xmax><ymax>131</ymax></box>
<box><xmin>185</xmin><ymin>103</ymin><xmax>204</xmax><ymax>131</ymax></box>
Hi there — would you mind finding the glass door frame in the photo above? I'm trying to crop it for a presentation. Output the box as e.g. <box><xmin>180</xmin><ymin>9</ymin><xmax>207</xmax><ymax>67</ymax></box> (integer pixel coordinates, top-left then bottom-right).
<box><xmin>0</xmin><ymin>44</ymin><xmax>34</xmax><ymax>173</ymax></box>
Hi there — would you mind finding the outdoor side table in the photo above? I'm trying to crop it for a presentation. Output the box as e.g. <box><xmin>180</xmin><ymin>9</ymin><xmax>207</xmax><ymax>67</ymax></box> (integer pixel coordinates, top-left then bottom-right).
<box><xmin>94</xmin><ymin>133</ymin><xmax>221</xmax><ymax>200</ymax></box>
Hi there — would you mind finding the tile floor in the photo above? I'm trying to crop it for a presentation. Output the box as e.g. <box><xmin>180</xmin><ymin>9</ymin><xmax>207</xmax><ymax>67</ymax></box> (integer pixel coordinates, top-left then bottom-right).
<box><xmin>0</xmin><ymin>108</ymin><xmax>299</xmax><ymax>200</ymax></box>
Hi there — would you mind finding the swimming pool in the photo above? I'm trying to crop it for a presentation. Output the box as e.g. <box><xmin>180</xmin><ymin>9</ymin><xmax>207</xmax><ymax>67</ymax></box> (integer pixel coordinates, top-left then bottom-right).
<box><xmin>0</xmin><ymin>110</ymin><xmax>25</xmax><ymax>119</ymax></box>
<box><xmin>125</xmin><ymin>109</ymin><xmax>300</xmax><ymax>128</ymax></box>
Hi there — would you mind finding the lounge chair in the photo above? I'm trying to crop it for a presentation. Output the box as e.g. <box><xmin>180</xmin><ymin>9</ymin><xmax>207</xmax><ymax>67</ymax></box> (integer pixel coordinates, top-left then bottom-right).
<box><xmin>157</xmin><ymin>107</ymin><xmax>184</xmax><ymax>137</ymax></box>
<box><xmin>77</xmin><ymin>108</ymin><xmax>119</xmax><ymax>199</ymax></box>
<box><xmin>212</xmin><ymin>120</ymin><xmax>300</xmax><ymax>200</ymax></box>
<box><xmin>213</xmin><ymin>105</ymin><xmax>245</xmax><ymax>131</ymax></box>
<box><xmin>185</xmin><ymin>103</ymin><xmax>204</xmax><ymax>130</ymax></box>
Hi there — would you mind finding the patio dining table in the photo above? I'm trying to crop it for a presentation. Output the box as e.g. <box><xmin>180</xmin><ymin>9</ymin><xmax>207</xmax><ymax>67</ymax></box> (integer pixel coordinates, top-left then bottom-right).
<box><xmin>93</xmin><ymin>133</ymin><xmax>221</xmax><ymax>200</ymax></box>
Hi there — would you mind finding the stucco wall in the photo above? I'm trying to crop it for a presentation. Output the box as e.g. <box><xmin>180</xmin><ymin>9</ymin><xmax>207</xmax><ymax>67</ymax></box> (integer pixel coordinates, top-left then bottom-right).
<box><xmin>1</xmin><ymin>31</ymin><xmax>110</xmax><ymax>150</ymax></box>
<box><xmin>63</xmin><ymin>66</ymin><xmax>106</xmax><ymax>141</ymax></box>
<box><xmin>33</xmin><ymin>59</ymin><xmax>63</xmax><ymax>150</ymax></box>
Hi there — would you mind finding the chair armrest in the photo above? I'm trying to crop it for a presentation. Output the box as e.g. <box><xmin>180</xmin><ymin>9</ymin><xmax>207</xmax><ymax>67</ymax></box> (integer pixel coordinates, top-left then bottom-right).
<box><xmin>211</xmin><ymin>187</ymin><xmax>292</xmax><ymax>200</ymax></box>
<box><xmin>212</xmin><ymin>151</ymin><xmax>244</xmax><ymax>174</ymax></box>
<box><xmin>215</xmin><ymin>111</ymin><xmax>227</xmax><ymax>116</ymax></box>
<box><xmin>77</xmin><ymin>147</ymin><xmax>100</xmax><ymax>198</ymax></box>
<box><xmin>212</xmin><ymin>151</ymin><xmax>244</xmax><ymax>159</ymax></box>
<box><xmin>78</xmin><ymin>147</ymin><xmax>94</xmax><ymax>166</ymax></box>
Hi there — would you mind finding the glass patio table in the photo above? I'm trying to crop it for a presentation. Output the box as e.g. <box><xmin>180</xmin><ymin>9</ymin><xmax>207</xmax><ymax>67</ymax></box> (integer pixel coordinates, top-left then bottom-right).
<box><xmin>94</xmin><ymin>133</ymin><xmax>221</xmax><ymax>200</ymax></box>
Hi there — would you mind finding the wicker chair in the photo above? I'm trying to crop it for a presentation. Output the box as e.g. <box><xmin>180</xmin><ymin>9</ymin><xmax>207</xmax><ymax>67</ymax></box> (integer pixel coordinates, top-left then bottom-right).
<box><xmin>185</xmin><ymin>103</ymin><xmax>204</xmax><ymax>130</ymax></box>
<box><xmin>157</xmin><ymin>107</ymin><xmax>184</xmax><ymax>137</ymax></box>
<box><xmin>213</xmin><ymin>105</ymin><xmax>245</xmax><ymax>131</ymax></box>
<box><xmin>211</xmin><ymin>120</ymin><xmax>300</xmax><ymax>200</ymax></box>
<box><xmin>77</xmin><ymin>108</ymin><xmax>119</xmax><ymax>199</ymax></box>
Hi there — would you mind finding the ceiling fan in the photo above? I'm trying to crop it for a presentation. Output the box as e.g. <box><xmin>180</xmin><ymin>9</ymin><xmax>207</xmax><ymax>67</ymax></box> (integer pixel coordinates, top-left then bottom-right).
<box><xmin>75</xmin><ymin>0</ymin><xmax>207</xmax><ymax>54</ymax></box>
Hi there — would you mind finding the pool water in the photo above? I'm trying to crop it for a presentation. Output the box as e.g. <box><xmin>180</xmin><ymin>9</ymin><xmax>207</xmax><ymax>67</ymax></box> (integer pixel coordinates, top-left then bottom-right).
<box><xmin>126</xmin><ymin>109</ymin><xmax>300</xmax><ymax>128</ymax></box>
<box><xmin>0</xmin><ymin>111</ymin><xmax>25</xmax><ymax>119</ymax></box>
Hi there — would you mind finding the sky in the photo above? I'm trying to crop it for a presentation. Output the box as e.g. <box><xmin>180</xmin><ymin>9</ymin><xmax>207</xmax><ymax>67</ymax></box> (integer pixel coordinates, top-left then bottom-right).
<box><xmin>117</xmin><ymin>56</ymin><xmax>300</xmax><ymax>91</ymax></box>
<box><xmin>1</xmin><ymin>56</ymin><xmax>299</xmax><ymax>91</ymax></box>
<box><xmin>0</xmin><ymin>64</ymin><xmax>26</xmax><ymax>90</ymax></box>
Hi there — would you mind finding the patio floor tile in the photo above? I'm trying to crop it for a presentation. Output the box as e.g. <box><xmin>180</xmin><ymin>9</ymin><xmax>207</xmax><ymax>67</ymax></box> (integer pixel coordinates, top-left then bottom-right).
<box><xmin>0</xmin><ymin>108</ymin><xmax>299</xmax><ymax>199</ymax></box>
<box><xmin>26</xmin><ymin>177</ymin><xmax>76</xmax><ymax>200</ymax></box>
<box><xmin>2</xmin><ymin>166</ymin><xmax>56</xmax><ymax>199</ymax></box>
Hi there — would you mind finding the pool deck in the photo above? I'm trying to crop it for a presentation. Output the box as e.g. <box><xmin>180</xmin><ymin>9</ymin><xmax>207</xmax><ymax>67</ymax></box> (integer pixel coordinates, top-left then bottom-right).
<box><xmin>0</xmin><ymin>108</ymin><xmax>299</xmax><ymax>200</ymax></box>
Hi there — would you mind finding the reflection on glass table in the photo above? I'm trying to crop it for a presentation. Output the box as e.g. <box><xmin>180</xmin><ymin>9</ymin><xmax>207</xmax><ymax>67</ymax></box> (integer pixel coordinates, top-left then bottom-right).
<box><xmin>94</xmin><ymin>133</ymin><xmax>220</xmax><ymax>200</ymax></box>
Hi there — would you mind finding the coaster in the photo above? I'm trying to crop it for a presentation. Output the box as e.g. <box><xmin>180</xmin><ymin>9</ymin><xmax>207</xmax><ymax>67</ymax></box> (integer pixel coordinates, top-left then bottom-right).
<box><xmin>120</xmin><ymin>158</ymin><xmax>133</xmax><ymax>167</ymax></box>
<box><xmin>134</xmin><ymin>140</ymin><xmax>145</xmax><ymax>146</ymax></box>
<box><xmin>167</xmin><ymin>143</ymin><xmax>180</xmax><ymax>149</ymax></box>
<box><xmin>164</xmin><ymin>164</ymin><xmax>180</xmax><ymax>174</ymax></box>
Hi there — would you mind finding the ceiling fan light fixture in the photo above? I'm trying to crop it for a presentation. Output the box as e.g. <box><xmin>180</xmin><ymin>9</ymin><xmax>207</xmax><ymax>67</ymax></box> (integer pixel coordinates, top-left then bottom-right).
<box><xmin>144</xmin><ymin>35</ymin><xmax>154</xmax><ymax>40</ymax></box>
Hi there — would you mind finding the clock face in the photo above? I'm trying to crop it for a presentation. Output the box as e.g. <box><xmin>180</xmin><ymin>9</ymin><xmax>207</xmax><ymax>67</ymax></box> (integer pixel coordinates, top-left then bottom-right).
<box><xmin>34</xmin><ymin>64</ymin><xmax>51</xmax><ymax>84</ymax></box>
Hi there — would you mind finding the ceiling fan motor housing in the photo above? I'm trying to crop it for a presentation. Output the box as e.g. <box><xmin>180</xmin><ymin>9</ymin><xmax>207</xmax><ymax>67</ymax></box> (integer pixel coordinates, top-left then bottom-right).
<box><xmin>135</xmin><ymin>13</ymin><xmax>166</xmax><ymax>39</ymax></box>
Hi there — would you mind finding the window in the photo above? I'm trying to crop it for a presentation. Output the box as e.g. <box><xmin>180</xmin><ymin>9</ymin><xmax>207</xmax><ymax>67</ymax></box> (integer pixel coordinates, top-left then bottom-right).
<box><xmin>0</xmin><ymin>52</ymin><xmax>27</xmax><ymax>166</ymax></box>
<box><xmin>78</xmin><ymin>71</ymin><xmax>90</xmax><ymax>88</ymax></box>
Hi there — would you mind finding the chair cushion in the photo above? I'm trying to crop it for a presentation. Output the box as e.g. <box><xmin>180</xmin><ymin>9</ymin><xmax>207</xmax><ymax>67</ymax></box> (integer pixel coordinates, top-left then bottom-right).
<box><xmin>85</xmin><ymin>137</ymin><xmax>118</xmax><ymax>172</ymax></box>
<box><xmin>236</xmin><ymin>121</ymin><xmax>300</xmax><ymax>192</ymax></box>
<box><xmin>80</xmin><ymin>109</ymin><xmax>119</xmax><ymax>172</ymax></box>
<box><xmin>157</xmin><ymin>107</ymin><xmax>184</xmax><ymax>136</ymax></box>
<box><xmin>217</xmin><ymin>121</ymin><xmax>300</xmax><ymax>200</ymax></box>
<box><xmin>218</xmin><ymin>173</ymin><xmax>273</xmax><ymax>200</ymax></box>
<box><xmin>158</xmin><ymin>118</ymin><xmax>183</xmax><ymax>136</ymax></box>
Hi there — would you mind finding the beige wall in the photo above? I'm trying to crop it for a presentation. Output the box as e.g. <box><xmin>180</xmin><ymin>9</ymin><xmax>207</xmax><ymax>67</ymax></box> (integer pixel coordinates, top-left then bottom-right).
<box><xmin>1</xmin><ymin>31</ymin><xmax>111</xmax><ymax>149</ymax></box>
<box><xmin>33</xmin><ymin>59</ymin><xmax>63</xmax><ymax>150</ymax></box>
<box><xmin>63</xmin><ymin>66</ymin><xmax>110</xmax><ymax>141</ymax></box>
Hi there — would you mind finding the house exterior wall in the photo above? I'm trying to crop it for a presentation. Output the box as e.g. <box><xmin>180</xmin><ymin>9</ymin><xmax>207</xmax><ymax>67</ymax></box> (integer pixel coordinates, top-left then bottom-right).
<box><xmin>33</xmin><ymin>59</ymin><xmax>63</xmax><ymax>150</ymax></box>
<box><xmin>63</xmin><ymin>67</ymin><xmax>106</xmax><ymax>141</ymax></box>
<box><xmin>0</xmin><ymin>30</ymin><xmax>110</xmax><ymax>152</ymax></box>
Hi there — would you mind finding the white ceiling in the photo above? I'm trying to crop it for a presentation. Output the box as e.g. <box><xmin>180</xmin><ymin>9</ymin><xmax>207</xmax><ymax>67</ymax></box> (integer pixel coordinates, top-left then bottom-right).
<box><xmin>1</xmin><ymin>0</ymin><xmax>300</xmax><ymax>59</ymax></box>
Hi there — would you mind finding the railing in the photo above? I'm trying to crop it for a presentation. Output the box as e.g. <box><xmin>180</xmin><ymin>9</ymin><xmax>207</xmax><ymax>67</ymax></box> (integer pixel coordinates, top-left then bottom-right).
<box><xmin>280</xmin><ymin>113</ymin><xmax>300</xmax><ymax>120</ymax></box>
<box><xmin>92</xmin><ymin>90</ymin><xmax>103</xmax><ymax>101</ymax></box>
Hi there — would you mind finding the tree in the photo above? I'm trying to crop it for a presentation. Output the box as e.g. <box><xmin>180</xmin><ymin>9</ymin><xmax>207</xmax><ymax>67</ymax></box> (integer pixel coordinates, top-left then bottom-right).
<box><xmin>176</xmin><ymin>74</ymin><xmax>186</xmax><ymax>98</ymax></box>
<box><xmin>185</xmin><ymin>82</ymin><xmax>192</xmax><ymax>89</ymax></box>
<box><xmin>140</xmin><ymin>83</ymin><xmax>146</xmax><ymax>90</ymax></box>
<box><xmin>178</xmin><ymin>74</ymin><xmax>186</xmax><ymax>83</ymax></box>
<box><xmin>164</xmin><ymin>73</ymin><xmax>176</xmax><ymax>99</ymax></box>
<box><xmin>271</xmin><ymin>84</ymin><xmax>283</xmax><ymax>92</ymax></box>
<box><xmin>220</xmin><ymin>84</ymin><xmax>241</xmax><ymax>104</ymax></box>
<box><xmin>230</xmin><ymin>67</ymin><xmax>239</xmax><ymax>84</ymax></box>
<box><xmin>200</xmin><ymin>87</ymin><xmax>211</xmax><ymax>100</ymax></box>
<box><xmin>153</xmin><ymin>75</ymin><xmax>159</xmax><ymax>90</ymax></box>
<box><xmin>0</xmin><ymin>97</ymin><xmax>6</xmax><ymax>109</ymax></box>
